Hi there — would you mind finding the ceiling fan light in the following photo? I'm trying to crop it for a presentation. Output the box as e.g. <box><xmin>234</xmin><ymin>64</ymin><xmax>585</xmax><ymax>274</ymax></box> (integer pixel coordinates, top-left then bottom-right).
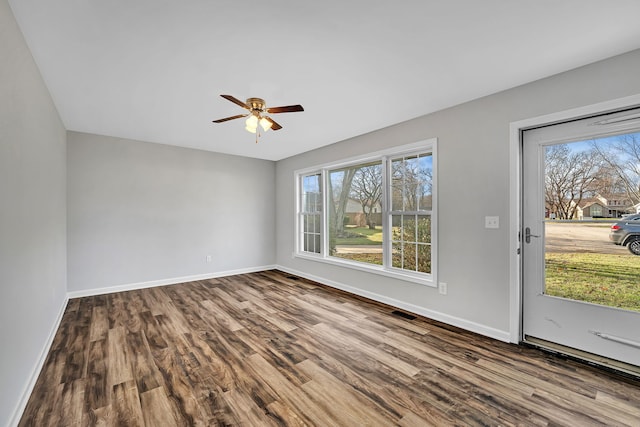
<box><xmin>259</xmin><ymin>117</ymin><xmax>272</xmax><ymax>131</ymax></box>
<box><xmin>245</xmin><ymin>125</ymin><xmax>257</xmax><ymax>133</ymax></box>
<box><xmin>245</xmin><ymin>114</ymin><xmax>258</xmax><ymax>127</ymax></box>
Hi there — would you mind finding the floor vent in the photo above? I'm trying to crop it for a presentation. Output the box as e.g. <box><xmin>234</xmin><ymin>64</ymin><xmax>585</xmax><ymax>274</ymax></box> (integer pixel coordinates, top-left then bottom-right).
<box><xmin>391</xmin><ymin>310</ymin><xmax>416</xmax><ymax>320</ymax></box>
<box><xmin>286</xmin><ymin>276</ymin><xmax>300</xmax><ymax>280</ymax></box>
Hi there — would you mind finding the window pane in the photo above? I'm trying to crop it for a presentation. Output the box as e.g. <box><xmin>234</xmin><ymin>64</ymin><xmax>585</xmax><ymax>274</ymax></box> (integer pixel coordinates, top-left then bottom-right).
<box><xmin>303</xmin><ymin>218</ymin><xmax>321</xmax><ymax>254</ymax></box>
<box><xmin>301</xmin><ymin>173</ymin><xmax>322</xmax><ymax>254</ymax></box>
<box><xmin>404</xmin><ymin>242</ymin><xmax>417</xmax><ymax>270</ymax></box>
<box><xmin>417</xmin><ymin>154</ymin><xmax>433</xmax><ymax>211</ymax></box>
<box><xmin>313</xmin><ymin>234</ymin><xmax>321</xmax><ymax>253</ymax></box>
<box><xmin>390</xmin><ymin>152</ymin><xmax>433</xmax><ymax>275</ymax></box>
<box><xmin>302</xmin><ymin>174</ymin><xmax>321</xmax><ymax>213</ymax></box>
<box><xmin>392</xmin><ymin>242</ymin><xmax>403</xmax><ymax>269</ymax></box>
<box><xmin>304</xmin><ymin>214</ymin><xmax>321</xmax><ymax>234</ymax></box>
<box><xmin>391</xmin><ymin>154</ymin><xmax>433</xmax><ymax>212</ymax></box>
<box><xmin>405</xmin><ymin>215</ymin><xmax>416</xmax><ymax>241</ymax></box>
<box><xmin>391</xmin><ymin>159</ymin><xmax>404</xmax><ymax>211</ymax></box>
<box><xmin>417</xmin><ymin>244</ymin><xmax>431</xmax><ymax>273</ymax></box>
<box><xmin>304</xmin><ymin>233</ymin><xmax>314</xmax><ymax>253</ymax></box>
<box><xmin>328</xmin><ymin>162</ymin><xmax>383</xmax><ymax>265</ymax></box>
<box><xmin>543</xmin><ymin>133</ymin><xmax>640</xmax><ymax>312</ymax></box>
<box><xmin>417</xmin><ymin>215</ymin><xmax>431</xmax><ymax>243</ymax></box>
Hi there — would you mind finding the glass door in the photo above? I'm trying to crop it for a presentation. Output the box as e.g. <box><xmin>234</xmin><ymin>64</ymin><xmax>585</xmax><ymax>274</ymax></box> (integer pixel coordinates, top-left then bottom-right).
<box><xmin>522</xmin><ymin>107</ymin><xmax>640</xmax><ymax>369</ymax></box>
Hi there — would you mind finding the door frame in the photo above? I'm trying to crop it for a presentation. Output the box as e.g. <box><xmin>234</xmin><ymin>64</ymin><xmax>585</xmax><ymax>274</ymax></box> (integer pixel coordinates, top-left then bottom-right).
<box><xmin>508</xmin><ymin>93</ymin><xmax>640</xmax><ymax>344</ymax></box>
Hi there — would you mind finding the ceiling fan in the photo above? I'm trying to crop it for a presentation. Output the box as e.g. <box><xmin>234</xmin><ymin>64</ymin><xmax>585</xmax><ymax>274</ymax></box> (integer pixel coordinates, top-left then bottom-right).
<box><xmin>212</xmin><ymin>94</ymin><xmax>304</xmax><ymax>140</ymax></box>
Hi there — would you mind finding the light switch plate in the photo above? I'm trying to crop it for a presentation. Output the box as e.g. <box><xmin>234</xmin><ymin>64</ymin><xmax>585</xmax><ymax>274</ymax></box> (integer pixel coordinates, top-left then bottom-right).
<box><xmin>485</xmin><ymin>216</ymin><xmax>499</xmax><ymax>229</ymax></box>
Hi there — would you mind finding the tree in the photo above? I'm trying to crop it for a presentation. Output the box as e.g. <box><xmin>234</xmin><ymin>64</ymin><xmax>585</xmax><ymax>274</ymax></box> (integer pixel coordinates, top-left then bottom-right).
<box><xmin>545</xmin><ymin>144</ymin><xmax>600</xmax><ymax>219</ymax></box>
<box><xmin>350</xmin><ymin>163</ymin><xmax>382</xmax><ymax>229</ymax></box>
<box><xmin>588</xmin><ymin>163</ymin><xmax>629</xmax><ymax>197</ymax></box>
<box><xmin>328</xmin><ymin>168</ymin><xmax>355</xmax><ymax>254</ymax></box>
<box><xmin>391</xmin><ymin>156</ymin><xmax>432</xmax><ymax>211</ymax></box>
<box><xmin>591</xmin><ymin>134</ymin><xmax>640</xmax><ymax>206</ymax></box>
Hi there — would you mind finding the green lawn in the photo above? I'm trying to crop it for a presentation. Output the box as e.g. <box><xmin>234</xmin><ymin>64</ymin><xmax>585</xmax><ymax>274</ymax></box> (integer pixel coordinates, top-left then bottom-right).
<box><xmin>546</xmin><ymin>253</ymin><xmax>640</xmax><ymax>312</ymax></box>
<box><xmin>334</xmin><ymin>226</ymin><xmax>383</xmax><ymax>245</ymax></box>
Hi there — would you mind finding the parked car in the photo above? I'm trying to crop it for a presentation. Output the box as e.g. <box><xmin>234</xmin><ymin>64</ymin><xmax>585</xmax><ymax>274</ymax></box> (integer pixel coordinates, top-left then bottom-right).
<box><xmin>609</xmin><ymin>214</ymin><xmax>640</xmax><ymax>255</ymax></box>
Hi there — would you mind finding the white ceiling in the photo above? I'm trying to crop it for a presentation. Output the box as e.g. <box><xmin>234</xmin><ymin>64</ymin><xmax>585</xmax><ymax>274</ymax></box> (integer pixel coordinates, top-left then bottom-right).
<box><xmin>9</xmin><ymin>1</ymin><xmax>640</xmax><ymax>161</ymax></box>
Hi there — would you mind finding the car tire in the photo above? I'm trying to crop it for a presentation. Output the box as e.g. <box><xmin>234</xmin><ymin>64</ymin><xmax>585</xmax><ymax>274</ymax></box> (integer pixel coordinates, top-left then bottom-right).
<box><xmin>627</xmin><ymin>237</ymin><xmax>640</xmax><ymax>256</ymax></box>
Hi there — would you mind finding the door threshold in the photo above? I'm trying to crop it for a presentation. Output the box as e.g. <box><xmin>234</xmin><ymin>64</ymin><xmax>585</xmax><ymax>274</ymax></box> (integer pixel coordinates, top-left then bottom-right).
<box><xmin>524</xmin><ymin>335</ymin><xmax>640</xmax><ymax>379</ymax></box>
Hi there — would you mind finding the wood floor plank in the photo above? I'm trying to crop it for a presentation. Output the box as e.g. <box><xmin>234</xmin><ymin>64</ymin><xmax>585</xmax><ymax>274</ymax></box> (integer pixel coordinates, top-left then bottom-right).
<box><xmin>86</xmin><ymin>404</ymin><xmax>113</xmax><ymax>426</ymax></box>
<box><xmin>61</xmin><ymin>379</ymin><xmax>85</xmax><ymax>427</ymax></box>
<box><xmin>291</xmin><ymin>324</ymin><xmax>421</xmax><ymax>420</ymax></box>
<box><xmin>596</xmin><ymin>390</ymin><xmax>640</xmax><ymax>419</ymax></box>
<box><xmin>139</xmin><ymin>387</ymin><xmax>181</xmax><ymax>427</ymax></box>
<box><xmin>264</xmin><ymin>400</ymin><xmax>309</xmax><ymax>427</ymax></box>
<box><xmin>297</xmin><ymin>359</ymin><xmax>396</xmax><ymax>426</ymax></box>
<box><xmin>151</xmin><ymin>347</ymin><xmax>210</xmax><ymax>425</ymax></box>
<box><xmin>200</xmin><ymin>299</ymin><xmax>244</xmax><ymax>332</ymax></box>
<box><xmin>312</xmin><ymin>322</ymin><xmax>421</xmax><ymax>378</ymax></box>
<box><xmin>126</xmin><ymin>330</ymin><xmax>164</xmax><ymax>393</ymax></box>
<box><xmin>112</xmin><ymin>380</ymin><xmax>145</xmax><ymax>427</ymax></box>
<box><xmin>89</xmin><ymin>305</ymin><xmax>109</xmax><ymax>342</ymax></box>
<box><xmin>398</xmin><ymin>410</ymin><xmax>453</xmax><ymax>427</ymax></box>
<box><xmin>223</xmin><ymin>388</ymin><xmax>281</xmax><ymax>427</ymax></box>
<box><xmin>106</xmin><ymin>326</ymin><xmax>133</xmax><ymax>387</ymax></box>
<box><xmin>86</xmin><ymin>338</ymin><xmax>109</xmax><ymax>411</ymax></box>
<box><xmin>19</xmin><ymin>269</ymin><xmax>640</xmax><ymax>426</ymax></box>
<box><xmin>245</xmin><ymin>352</ymin><xmax>338</xmax><ymax>426</ymax></box>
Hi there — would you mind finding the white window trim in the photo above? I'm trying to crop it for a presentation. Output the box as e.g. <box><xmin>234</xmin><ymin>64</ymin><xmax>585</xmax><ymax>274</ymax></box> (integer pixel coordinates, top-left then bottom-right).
<box><xmin>294</xmin><ymin>139</ymin><xmax>437</xmax><ymax>287</ymax></box>
<box><xmin>297</xmin><ymin>172</ymin><xmax>323</xmax><ymax>256</ymax></box>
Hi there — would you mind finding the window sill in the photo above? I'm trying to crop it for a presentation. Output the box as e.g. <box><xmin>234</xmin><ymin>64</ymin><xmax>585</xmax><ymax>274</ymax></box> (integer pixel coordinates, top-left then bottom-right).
<box><xmin>293</xmin><ymin>252</ymin><xmax>436</xmax><ymax>287</ymax></box>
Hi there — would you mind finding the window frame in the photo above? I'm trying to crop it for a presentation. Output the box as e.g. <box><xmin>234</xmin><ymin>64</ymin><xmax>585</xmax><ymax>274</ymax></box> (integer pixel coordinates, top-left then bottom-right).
<box><xmin>387</xmin><ymin>152</ymin><xmax>434</xmax><ymax>275</ymax></box>
<box><xmin>294</xmin><ymin>139</ymin><xmax>437</xmax><ymax>286</ymax></box>
<box><xmin>298</xmin><ymin>172</ymin><xmax>324</xmax><ymax>255</ymax></box>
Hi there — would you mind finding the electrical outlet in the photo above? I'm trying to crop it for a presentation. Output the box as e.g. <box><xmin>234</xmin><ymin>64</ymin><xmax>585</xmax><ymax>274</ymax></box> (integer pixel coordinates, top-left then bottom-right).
<box><xmin>439</xmin><ymin>282</ymin><xmax>447</xmax><ymax>295</ymax></box>
<box><xmin>206</xmin><ymin>255</ymin><xmax>212</xmax><ymax>263</ymax></box>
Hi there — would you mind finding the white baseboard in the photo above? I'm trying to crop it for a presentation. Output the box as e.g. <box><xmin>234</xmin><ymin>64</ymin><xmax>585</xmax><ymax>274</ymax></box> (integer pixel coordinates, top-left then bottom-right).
<box><xmin>276</xmin><ymin>265</ymin><xmax>511</xmax><ymax>343</ymax></box>
<box><xmin>10</xmin><ymin>296</ymin><xmax>69</xmax><ymax>427</ymax></box>
<box><xmin>66</xmin><ymin>264</ymin><xmax>277</xmax><ymax>299</ymax></box>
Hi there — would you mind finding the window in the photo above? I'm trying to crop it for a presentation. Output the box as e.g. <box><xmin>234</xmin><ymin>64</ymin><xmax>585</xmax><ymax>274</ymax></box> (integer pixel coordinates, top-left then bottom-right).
<box><xmin>299</xmin><ymin>173</ymin><xmax>322</xmax><ymax>254</ymax></box>
<box><xmin>295</xmin><ymin>139</ymin><xmax>437</xmax><ymax>285</ymax></box>
<box><xmin>390</xmin><ymin>153</ymin><xmax>433</xmax><ymax>274</ymax></box>
<box><xmin>328</xmin><ymin>161</ymin><xmax>383</xmax><ymax>265</ymax></box>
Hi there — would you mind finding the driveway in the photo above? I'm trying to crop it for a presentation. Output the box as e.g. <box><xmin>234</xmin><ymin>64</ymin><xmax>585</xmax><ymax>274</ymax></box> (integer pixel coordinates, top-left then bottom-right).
<box><xmin>544</xmin><ymin>221</ymin><xmax>627</xmax><ymax>255</ymax></box>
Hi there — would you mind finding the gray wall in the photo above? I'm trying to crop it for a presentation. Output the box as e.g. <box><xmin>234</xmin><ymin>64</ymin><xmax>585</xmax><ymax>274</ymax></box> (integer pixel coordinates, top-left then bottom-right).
<box><xmin>67</xmin><ymin>132</ymin><xmax>276</xmax><ymax>292</ymax></box>
<box><xmin>276</xmin><ymin>49</ymin><xmax>640</xmax><ymax>337</ymax></box>
<box><xmin>0</xmin><ymin>1</ymin><xmax>67</xmax><ymax>425</ymax></box>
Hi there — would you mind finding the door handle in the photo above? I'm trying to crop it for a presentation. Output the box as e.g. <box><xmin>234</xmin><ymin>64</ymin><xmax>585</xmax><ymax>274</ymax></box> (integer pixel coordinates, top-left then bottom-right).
<box><xmin>525</xmin><ymin>227</ymin><xmax>540</xmax><ymax>243</ymax></box>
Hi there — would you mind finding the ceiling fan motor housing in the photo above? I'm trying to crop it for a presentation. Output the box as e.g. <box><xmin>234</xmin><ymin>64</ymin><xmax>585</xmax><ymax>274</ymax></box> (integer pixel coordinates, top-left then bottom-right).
<box><xmin>246</xmin><ymin>98</ymin><xmax>266</xmax><ymax>112</ymax></box>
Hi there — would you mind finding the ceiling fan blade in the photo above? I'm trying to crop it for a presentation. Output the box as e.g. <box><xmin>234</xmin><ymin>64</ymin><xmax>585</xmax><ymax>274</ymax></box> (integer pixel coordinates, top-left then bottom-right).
<box><xmin>265</xmin><ymin>117</ymin><xmax>282</xmax><ymax>131</ymax></box>
<box><xmin>266</xmin><ymin>104</ymin><xmax>304</xmax><ymax>114</ymax></box>
<box><xmin>220</xmin><ymin>94</ymin><xmax>249</xmax><ymax>110</ymax></box>
<box><xmin>212</xmin><ymin>114</ymin><xmax>247</xmax><ymax>123</ymax></box>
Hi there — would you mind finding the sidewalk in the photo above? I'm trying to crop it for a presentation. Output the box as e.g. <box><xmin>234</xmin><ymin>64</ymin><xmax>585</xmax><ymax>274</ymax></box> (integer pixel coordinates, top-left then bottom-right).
<box><xmin>335</xmin><ymin>245</ymin><xmax>383</xmax><ymax>254</ymax></box>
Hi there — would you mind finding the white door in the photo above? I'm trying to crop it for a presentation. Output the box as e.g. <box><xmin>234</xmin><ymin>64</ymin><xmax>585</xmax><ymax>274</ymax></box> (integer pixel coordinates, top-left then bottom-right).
<box><xmin>522</xmin><ymin>107</ymin><xmax>640</xmax><ymax>369</ymax></box>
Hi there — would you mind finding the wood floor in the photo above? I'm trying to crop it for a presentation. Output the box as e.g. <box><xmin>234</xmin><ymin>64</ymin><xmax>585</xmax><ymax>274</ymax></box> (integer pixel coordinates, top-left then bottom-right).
<box><xmin>19</xmin><ymin>270</ymin><xmax>640</xmax><ymax>426</ymax></box>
